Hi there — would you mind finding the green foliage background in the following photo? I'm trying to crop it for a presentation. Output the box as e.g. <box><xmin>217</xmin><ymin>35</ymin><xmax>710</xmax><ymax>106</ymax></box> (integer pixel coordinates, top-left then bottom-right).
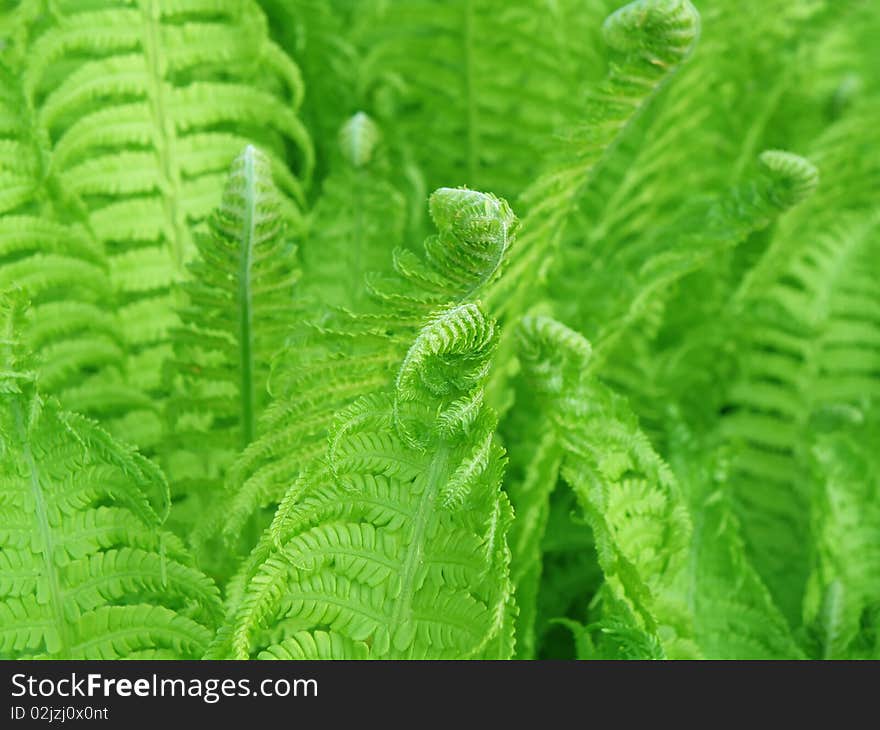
<box><xmin>0</xmin><ymin>0</ymin><xmax>877</xmax><ymax>659</ymax></box>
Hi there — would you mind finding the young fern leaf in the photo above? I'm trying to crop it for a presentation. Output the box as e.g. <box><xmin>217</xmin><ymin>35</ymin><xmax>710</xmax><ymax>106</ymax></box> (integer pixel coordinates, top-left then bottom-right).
<box><xmin>485</xmin><ymin>0</ymin><xmax>701</xmax><ymax>319</ymax></box>
<box><xmin>735</xmin><ymin>220</ymin><xmax>879</xmax><ymax>618</ymax></box>
<box><xmin>214</xmin><ymin>303</ymin><xmax>514</xmax><ymax>659</ymax></box>
<box><xmin>209</xmin><ymin>187</ymin><xmax>517</xmax><ymax>551</ymax></box>
<box><xmin>299</xmin><ymin>112</ymin><xmax>406</xmax><ymax>311</ymax></box>
<box><xmin>0</xmin><ymin>297</ymin><xmax>221</xmax><ymax>659</ymax></box>
<box><xmin>502</xmin><ymin>312</ymin><xmax>583</xmax><ymax>658</ymax></box>
<box><xmin>590</xmin><ymin>150</ymin><xmax>819</xmax><ymax>366</ymax></box>
<box><xmin>584</xmin><ymin>151</ymin><xmax>818</xmax><ymax>439</ymax></box>
<box><xmin>517</xmin><ymin>314</ymin><xmax>696</xmax><ymax>658</ymax></box>
<box><xmin>165</xmin><ymin>145</ymin><xmax>300</xmax><ymax>535</ymax></box>
<box><xmin>719</xmin><ymin>185</ymin><xmax>879</xmax><ymax>621</ymax></box>
<box><xmin>541</xmin><ymin>0</ymin><xmax>841</xmax><ymax>439</ymax></box>
<box><xmin>357</xmin><ymin>0</ymin><xmax>604</xmax><ymax>200</ymax></box>
<box><xmin>19</xmin><ymin>0</ymin><xmax>312</xmax><ymax>403</ymax></box>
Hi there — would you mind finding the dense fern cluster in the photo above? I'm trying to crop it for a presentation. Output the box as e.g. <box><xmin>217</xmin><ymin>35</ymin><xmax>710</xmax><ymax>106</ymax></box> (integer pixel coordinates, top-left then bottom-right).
<box><xmin>0</xmin><ymin>0</ymin><xmax>877</xmax><ymax>659</ymax></box>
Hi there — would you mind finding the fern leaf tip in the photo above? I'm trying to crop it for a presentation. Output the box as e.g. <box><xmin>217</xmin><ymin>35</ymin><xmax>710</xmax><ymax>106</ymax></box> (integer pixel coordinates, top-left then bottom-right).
<box><xmin>340</xmin><ymin>112</ymin><xmax>381</xmax><ymax>167</ymax></box>
<box><xmin>759</xmin><ymin>150</ymin><xmax>820</xmax><ymax>208</ymax></box>
<box><xmin>603</xmin><ymin>0</ymin><xmax>700</xmax><ymax>62</ymax></box>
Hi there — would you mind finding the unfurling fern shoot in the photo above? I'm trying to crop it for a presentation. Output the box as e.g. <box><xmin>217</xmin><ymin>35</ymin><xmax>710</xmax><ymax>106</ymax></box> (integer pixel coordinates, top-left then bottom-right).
<box><xmin>165</xmin><ymin>146</ymin><xmax>300</xmax><ymax>538</ymax></box>
<box><xmin>211</xmin><ymin>186</ymin><xmax>517</xmax><ymax>553</ymax></box>
<box><xmin>215</xmin><ymin>303</ymin><xmax>515</xmax><ymax>659</ymax></box>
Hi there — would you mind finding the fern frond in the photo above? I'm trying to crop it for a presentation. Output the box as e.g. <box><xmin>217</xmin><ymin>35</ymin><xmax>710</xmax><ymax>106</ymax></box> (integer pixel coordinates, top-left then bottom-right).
<box><xmin>500</xmin><ymin>310</ymin><xmax>595</xmax><ymax>658</ymax></box>
<box><xmin>18</xmin><ymin>0</ymin><xmax>312</xmax><ymax>402</ymax></box>
<box><xmin>517</xmin><ymin>314</ymin><xmax>696</xmax><ymax>658</ymax></box>
<box><xmin>580</xmin><ymin>150</ymin><xmax>817</xmax><ymax>440</ymax></box>
<box><xmin>0</xmin><ymin>62</ymin><xmax>155</xmax><ymax>443</ymax></box>
<box><xmin>485</xmin><ymin>0</ymin><xmax>700</xmax><ymax>319</ymax></box>
<box><xmin>299</xmin><ymin>113</ymin><xmax>405</xmax><ymax>311</ymax></box>
<box><xmin>357</xmin><ymin>0</ymin><xmax>606</xmax><ymax>201</ymax></box>
<box><xmin>163</xmin><ymin>145</ymin><xmax>301</xmax><ymax>550</ymax></box>
<box><xmin>208</xmin><ymin>187</ymin><xmax>517</xmax><ymax>552</ymax></box>
<box><xmin>516</xmin><ymin>314</ymin><xmax>808</xmax><ymax>658</ymax></box>
<box><xmin>544</xmin><ymin>0</ymin><xmax>843</xmax><ymax>433</ymax></box>
<box><xmin>215</xmin><ymin>303</ymin><xmax>514</xmax><ymax>659</ymax></box>
<box><xmin>718</xmin><ymin>207</ymin><xmax>879</xmax><ymax>621</ymax></box>
<box><xmin>0</xmin><ymin>298</ymin><xmax>221</xmax><ymax>658</ymax></box>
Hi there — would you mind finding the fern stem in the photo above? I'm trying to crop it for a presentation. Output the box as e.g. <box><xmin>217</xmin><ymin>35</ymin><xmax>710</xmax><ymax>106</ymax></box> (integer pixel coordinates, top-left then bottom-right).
<box><xmin>732</xmin><ymin>79</ymin><xmax>787</xmax><ymax>181</ymax></box>
<box><xmin>352</xmin><ymin>167</ymin><xmax>365</xmax><ymax>307</ymax></box>
<box><xmin>237</xmin><ymin>146</ymin><xmax>258</xmax><ymax>447</ymax></box>
<box><xmin>139</xmin><ymin>0</ymin><xmax>188</xmax><ymax>269</ymax></box>
<box><xmin>388</xmin><ymin>443</ymin><xmax>451</xmax><ymax>653</ymax></box>
<box><xmin>16</xmin><ymin>402</ymin><xmax>71</xmax><ymax>658</ymax></box>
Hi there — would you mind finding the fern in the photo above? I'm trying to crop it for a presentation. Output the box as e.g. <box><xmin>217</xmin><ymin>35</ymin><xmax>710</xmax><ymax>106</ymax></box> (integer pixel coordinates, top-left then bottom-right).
<box><xmin>15</xmin><ymin>0</ymin><xmax>312</xmax><ymax>410</ymax></box>
<box><xmin>0</xmin><ymin>296</ymin><xmax>220</xmax><ymax>659</ymax></box>
<box><xmin>214</xmin><ymin>303</ymin><xmax>514</xmax><ymax>659</ymax></box>
<box><xmin>590</xmin><ymin>150</ymin><xmax>818</xmax><ymax>359</ymax></box>
<box><xmin>517</xmin><ymin>315</ymin><xmax>696</xmax><ymax>658</ymax></box>
<box><xmin>804</xmin><ymin>408</ymin><xmax>880</xmax><ymax>659</ymax></box>
<box><xmin>0</xmin><ymin>63</ymin><xmax>150</xmax><ymax>442</ymax></box>
<box><xmin>354</xmin><ymin>0</ymin><xmax>606</xmax><ymax>201</ymax></box>
<box><xmin>299</xmin><ymin>112</ymin><xmax>406</xmax><ymax>311</ymax></box>
<box><xmin>578</xmin><ymin>150</ymin><xmax>818</xmax><ymax>444</ymax></box>
<box><xmin>208</xmin><ymin>186</ymin><xmax>517</xmax><ymax>551</ymax></box>
<box><xmin>2</xmin><ymin>0</ymin><xmax>879</xmax><ymax>662</ymax></box>
<box><xmin>485</xmin><ymin>0</ymin><xmax>700</xmax><ymax>320</ymax></box>
<box><xmin>517</xmin><ymin>315</ymin><xmax>810</xmax><ymax>659</ymax></box>
<box><xmin>164</xmin><ymin>145</ymin><xmax>301</xmax><ymax>540</ymax></box>
<box><xmin>715</xmin><ymin>134</ymin><xmax>879</xmax><ymax>623</ymax></box>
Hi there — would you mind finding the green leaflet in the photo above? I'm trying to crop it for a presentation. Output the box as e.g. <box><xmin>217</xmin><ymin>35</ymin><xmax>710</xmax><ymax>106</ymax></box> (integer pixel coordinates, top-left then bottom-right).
<box><xmin>518</xmin><ymin>315</ymin><xmax>696</xmax><ymax>658</ymax></box>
